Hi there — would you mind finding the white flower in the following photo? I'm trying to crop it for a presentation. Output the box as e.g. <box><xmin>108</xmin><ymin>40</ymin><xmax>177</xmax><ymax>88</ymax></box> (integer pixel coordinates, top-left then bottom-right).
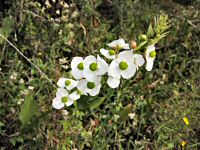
<box><xmin>83</xmin><ymin>55</ymin><xmax>108</xmax><ymax>82</ymax></box>
<box><xmin>28</xmin><ymin>86</ymin><xmax>35</xmax><ymax>90</ymax></box>
<box><xmin>52</xmin><ymin>88</ymin><xmax>74</xmax><ymax>109</ymax></box>
<box><xmin>71</xmin><ymin>57</ymin><xmax>85</xmax><ymax>79</ymax></box>
<box><xmin>107</xmin><ymin>38</ymin><xmax>130</xmax><ymax>50</ymax></box>
<box><xmin>107</xmin><ymin>76</ymin><xmax>120</xmax><ymax>88</ymax></box>
<box><xmin>145</xmin><ymin>45</ymin><xmax>156</xmax><ymax>71</ymax></box>
<box><xmin>77</xmin><ymin>77</ymin><xmax>101</xmax><ymax>96</ymax></box>
<box><xmin>19</xmin><ymin>78</ymin><xmax>24</xmax><ymax>84</ymax></box>
<box><xmin>100</xmin><ymin>48</ymin><xmax>115</xmax><ymax>59</ymax></box>
<box><xmin>108</xmin><ymin>50</ymin><xmax>137</xmax><ymax>79</ymax></box>
<box><xmin>133</xmin><ymin>54</ymin><xmax>145</xmax><ymax>70</ymax></box>
<box><xmin>128</xmin><ymin>113</ymin><xmax>135</xmax><ymax>119</ymax></box>
<box><xmin>61</xmin><ymin>110</ymin><xmax>69</xmax><ymax>116</ymax></box>
<box><xmin>10</xmin><ymin>72</ymin><xmax>17</xmax><ymax>80</ymax></box>
<box><xmin>57</xmin><ymin>78</ymin><xmax>78</xmax><ymax>90</ymax></box>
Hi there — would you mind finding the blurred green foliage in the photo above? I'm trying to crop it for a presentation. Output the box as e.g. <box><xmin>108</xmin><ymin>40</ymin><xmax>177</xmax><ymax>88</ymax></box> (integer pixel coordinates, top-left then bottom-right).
<box><xmin>0</xmin><ymin>0</ymin><xmax>200</xmax><ymax>149</ymax></box>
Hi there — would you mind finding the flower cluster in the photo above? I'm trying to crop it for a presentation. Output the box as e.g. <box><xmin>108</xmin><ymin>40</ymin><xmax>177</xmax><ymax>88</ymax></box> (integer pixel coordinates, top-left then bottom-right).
<box><xmin>52</xmin><ymin>38</ymin><xmax>157</xmax><ymax>109</ymax></box>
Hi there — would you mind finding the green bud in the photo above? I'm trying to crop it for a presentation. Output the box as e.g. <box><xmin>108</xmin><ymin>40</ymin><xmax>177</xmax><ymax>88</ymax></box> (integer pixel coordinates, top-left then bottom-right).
<box><xmin>87</xmin><ymin>82</ymin><xmax>95</xmax><ymax>89</ymax></box>
<box><xmin>149</xmin><ymin>50</ymin><xmax>156</xmax><ymax>58</ymax></box>
<box><xmin>119</xmin><ymin>61</ymin><xmax>128</xmax><ymax>70</ymax></box>
<box><xmin>89</xmin><ymin>63</ymin><xmax>98</xmax><ymax>71</ymax></box>
<box><xmin>109</xmin><ymin>50</ymin><xmax>115</xmax><ymax>55</ymax></box>
<box><xmin>61</xmin><ymin>96</ymin><xmax>68</xmax><ymax>103</ymax></box>
<box><xmin>77</xmin><ymin>62</ymin><xmax>84</xmax><ymax>70</ymax></box>
<box><xmin>139</xmin><ymin>34</ymin><xmax>148</xmax><ymax>41</ymax></box>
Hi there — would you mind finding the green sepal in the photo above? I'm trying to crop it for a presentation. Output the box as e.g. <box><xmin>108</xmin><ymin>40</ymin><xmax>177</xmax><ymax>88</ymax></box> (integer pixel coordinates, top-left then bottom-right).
<box><xmin>134</xmin><ymin>41</ymin><xmax>147</xmax><ymax>51</ymax></box>
<box><xmin>147</xmin><ymin>23</ymin><xmax>155</xmax><ymax>38</ymax></box>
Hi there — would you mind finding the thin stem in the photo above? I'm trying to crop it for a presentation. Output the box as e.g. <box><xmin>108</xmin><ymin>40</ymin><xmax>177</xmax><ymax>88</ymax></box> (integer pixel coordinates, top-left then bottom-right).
<box><xmin>0</xmin><ymin>33</ymin><xmax>56</xmax><ymax>88</ymax></box>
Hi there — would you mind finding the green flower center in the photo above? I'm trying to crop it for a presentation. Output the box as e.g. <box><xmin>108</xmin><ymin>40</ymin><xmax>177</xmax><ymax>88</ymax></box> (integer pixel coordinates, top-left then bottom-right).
<box><xmin>89</xmin><ymin>63</ymin><xmax>98</xmax><ymax>71</ymax></box>
<box><xmin>77</xmin><ymin>62</ymin><xmax>84</xmax><ymax>70</ymax></box>
<box><xmin>87</xmin><ymin>82</ymin><xmax>95</xmax><ymax>89</ymax></box>
<box><xmin>65</xmin><ymin>80</ymin><xmax>71</xmax><ymax>86</ymax></box>
<box><xmin>149</xmin><ymin>50</ymin><xmax>156</xmax><ymax>58</ymax></box>
<box><xmin>61</xmin><ymin>96</ymin><xmax>68</xmax><ymax>103</ymax></box>
<box><xmin>119</xmin><ymin>61</ymin><xmax>128</xmax><ymax>70</ymax></box>
<box><xmin>109</xmin><ymin>50</ymin><xmax>115</xmax><ymax>55</ymax></box>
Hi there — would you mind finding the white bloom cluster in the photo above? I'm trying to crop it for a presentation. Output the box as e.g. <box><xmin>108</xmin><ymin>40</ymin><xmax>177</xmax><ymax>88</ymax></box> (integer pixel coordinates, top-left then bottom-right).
<box><xmin>52</xmin><ymin>38</ymin><xmax>157</xmax><ymax>109</ymax></box>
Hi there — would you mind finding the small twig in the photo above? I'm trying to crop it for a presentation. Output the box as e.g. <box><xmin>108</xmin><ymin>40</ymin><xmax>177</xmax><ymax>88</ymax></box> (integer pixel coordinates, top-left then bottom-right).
<box><xmin>0</xmin><ymin>33</ymin><xmax>56</xmax><ymax>88</ymax></box>
<box><xmin>23</xmin><ymin>10</ymin><xmax>50</xmax><ymax>22</ymax></box>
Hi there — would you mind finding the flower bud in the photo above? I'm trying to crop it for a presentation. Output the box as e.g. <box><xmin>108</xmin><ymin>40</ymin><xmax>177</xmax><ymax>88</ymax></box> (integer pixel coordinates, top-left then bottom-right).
<box><xmin>139</xmin><ymin>34</ymin><xmax>148</xmax><ymax>41</ymax></box>
<box><xmin>130</xmin><ymin>40</ymin><xmax>137</xmax><ymax>49</ymax></box>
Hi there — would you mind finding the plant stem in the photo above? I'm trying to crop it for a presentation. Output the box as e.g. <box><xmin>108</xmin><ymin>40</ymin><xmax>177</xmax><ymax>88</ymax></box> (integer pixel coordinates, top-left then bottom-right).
<box><xmin>0</xmin><ymin>33</ymin><xmax>56</xmax><ymax>88</ymax></box>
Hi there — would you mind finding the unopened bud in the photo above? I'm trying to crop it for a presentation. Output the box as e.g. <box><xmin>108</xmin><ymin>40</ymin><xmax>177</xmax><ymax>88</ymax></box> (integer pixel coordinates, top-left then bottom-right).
<box><xmin>139</xmin><ymin>34</ymin><xmax>148</xmax><ymax>41</ymax></box>
<box><xmin>130</xmin><ymin>40</ymin><xmax>137</xmax><ymax>49</ymax></box>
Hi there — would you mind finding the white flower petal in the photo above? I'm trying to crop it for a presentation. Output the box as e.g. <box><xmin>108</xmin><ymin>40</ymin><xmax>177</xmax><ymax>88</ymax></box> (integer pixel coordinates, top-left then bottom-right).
<box><xmin>121</xmin><ymin>63</ymin><xmax>137</xmax><ymax>79</ymax></box>
<box><xmin>57</xmin><ymin>78</ymin><xmax>67</xmax><ymax>88</ymax></box>
<box><xmin>123</xmin><ymin>43</ymin><xmax>130</xmax><ymax>49</ymax></box>
<box><xmin>65</xmin><ymin>98</ymin><xmax>74</xmax><ymax>106</ymax></box>
<box><xmin>146</xmin><ymin>59</ymin><xmax>154</xmax><ymax>71</ymax></box>
<box><xmin>56</xmin><ymin>88</ymin><xmax>68</xmax><ymax>97</ymax></box>
<box><xmin>94</xmin><ymin>76</ymin><xmax>102</xmax><ymax>84</ymax></box>
<box><xmin>66</xmin><ymin>79</ymin><xmax>78</xmax><ymax>90</ymax></box>
<box><xmin>107</xmin><ymin>76</ymin><xmax>120</xmax><ymax>88</ymax></box>
<box><xmin>100</xmin><ymin>48</ymin><xmax>115</xmax><ymax>59</ymax></box>
<box><xmin>118</xmin><ymin>38</ymin><xmax>126</xmax><ymax>46</ymax></box>
<box><xmin>83</xmin><ymin>68</ymin><xmax>98</xmax><ymax>82</ymax></box>
<box><xmin>118</xmin><ymin>50</ymin><xmax>134</xmax><ymax>62</ymax></box>
<box><xmin>71</xmin><ymin>57</ymin><xmax>83</xmax><ymax>69</ymax></box>
<box><xmin>107</xmin><ymin>38</ymin><xmax>130</xmax><ymax>49</ymax></box>
<box><xmin>72</xmin><ymin>69</ymin><xmax>84</xmax><ymax>80</ymax></box>
<box><xmin>96</xmin><ymin>55</ymin><xmax>108</xmax><ymax>75</ymax></box>
<box><xmin>52</xmin><ymin>97</ymin><xmax>64</xmax><ymax>109</ymax></box>
<box><xmin>69</xmin><ymin>91</ymin><xmax>80</xmax><ymax>100</ymax></box>
<box><xmin>146</xmin><ymin>45</ymin><xmax>155</xmax><ymax>56</ymax></box>
<box><xmin>107</xmin><ymin>40</ymin><xmax>118</xmax><ymax>48</ymax></box>
<box><xmin>88</xmin><ymin>84</ymin><xmax>101</xmax><ymax>96</ymax></box>
<box><xmin>134</xmin><ymin>54</ymin><xmax>145</xmax><ymax>67</ymax></box>
<box><xmin>84</xmin><ymin>55</ymin><xmax>96</xmax><ymax>67</ymax></box>
<box><xmin>108</xmin><ymin>60</ymin><xmax>121</xmax><ymax>78</ymax></box>
<box><xmin>100</xmin><ymin>48</ymin><xmax>109</xmax><ymax>57</ymax></box>
<box><xmin>77</xmin><ymin>79</ymin><xmax>87</xmax><ymax>95</ymax></box>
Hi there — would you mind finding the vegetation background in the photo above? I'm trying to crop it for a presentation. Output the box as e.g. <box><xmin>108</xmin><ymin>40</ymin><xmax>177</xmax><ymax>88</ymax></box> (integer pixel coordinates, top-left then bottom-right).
<box><xmin>0</xmin><ymin>0</ymin><xmax>200</xmax><ymax>149</ymax></box>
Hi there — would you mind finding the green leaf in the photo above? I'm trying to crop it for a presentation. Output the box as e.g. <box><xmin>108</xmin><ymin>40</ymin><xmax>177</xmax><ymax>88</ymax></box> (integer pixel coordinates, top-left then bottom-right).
<box><xmin>19</xmin><ymin>95</ymin><xmax>37</xmax><ymax>125</ymax></box>
<box><xmin>0</xmin><ymin>16</ymin><xmax>15</xmax><ymax>44</ymax></box>
<box><xmin>9</xmin><ymin>137</ymin><xmax>24</xmax><ymax>146</ymax></box>
<box><xmin>147</xmin><ymin>23</ymin><xmax>155</xmax><ymax>38</ymax></box>
<box><xmin>77</xmin><ymin>95</ymin><xmax>105</xmax><ymax>111</ymax></box>
<box><xmin>118</xmin><ymin>104</ymin><xmax>133</xmax><ymax>122</ymax></box>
